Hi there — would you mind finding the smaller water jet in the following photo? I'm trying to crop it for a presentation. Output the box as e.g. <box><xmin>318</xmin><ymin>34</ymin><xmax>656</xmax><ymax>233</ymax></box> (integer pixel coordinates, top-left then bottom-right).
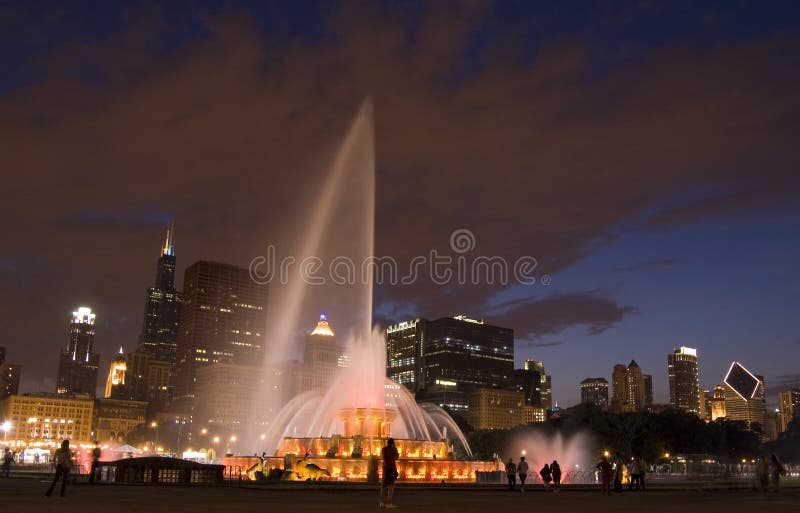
<box><xmin>505</xmin><ymin>430</ymin><xmax>597</xmax><ymax>484</ymax></box>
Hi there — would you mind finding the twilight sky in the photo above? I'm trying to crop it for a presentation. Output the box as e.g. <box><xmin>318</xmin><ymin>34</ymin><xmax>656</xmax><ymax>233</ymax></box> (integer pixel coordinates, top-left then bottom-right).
<box><xmin>1</xmin><ymin>1</ymin><xmax>799</xmax><ymax>406</ymax></box>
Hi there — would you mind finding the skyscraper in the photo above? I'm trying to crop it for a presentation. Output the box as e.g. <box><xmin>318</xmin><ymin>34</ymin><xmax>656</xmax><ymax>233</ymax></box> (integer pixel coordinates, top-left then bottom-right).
<box><xmin>580</xmin><ymin>377</ymin><xmax>609</xmax><ymax>408</ymax></box>
<box><xmin>643</xmin><ymin>374</ymin><xmax>653</xmax><ymax>408</ymax></box>
<box><xmin>386</xmin><ymin>319</ymin><xmax>426</xmax><ymax>392</ymax></box>
<box><xmin>56</xmin><ymin>307</ymin><xmax>100</xmax><ymax>396</ymax></box>
<box><xmin>386</xmin><ymin>315</ymin><xmax>514</xmax><ymax>392</ymax></box>
<box><xmin>0</xmin><ymin>347</ymin><xmax>22</xmax><ymax>400</ymax></box>
<box><xmin>610</xmin><ymin>360</ymin><xmax>646</xmax><ymax>412</ymax></box>
<box><xmin>522</xmin><ymin>360</ymin><xmax>552</xmax><ymax>410</ymax></box>
<box><xmin>421</xmin><ymin>315</ymin><xmax>514</xmax><ymax>389</ymax></box>
<box><xmin>668</xmin><ymin>346</ymin><xmax>701</xmax><ymax>415</ymax></box>
<box><xmin>139</xmin><ymin>224</ymin><xmax>182</xmax><ymax>364</ymax></box>
<box><xmin>104</xmin><ymin>347</ymin><xmax>128</xmax><ymax>399</ymax></box>
<box><xmin>710</xmin><ymin>385</ymin><xmax>727</xmax><ymax>420</ymax></box>
<box><xmin>778</xmin><ymin>389</ymin><xmax>800</xmax><ymax>433</ymax></box>
<box><xmin>299</xmin><ymin>313</ymin><xmax>345</xmax><ymax>393</ymax></box>
<box><xmin>722</xmin><ymin>361</ymin><xmax>766</xmax><ymax>429</ymax></box>
<box><xmin>172</xmin><ymin>261</ymin><xmax>268</xmax><ymax>416</ymax></box>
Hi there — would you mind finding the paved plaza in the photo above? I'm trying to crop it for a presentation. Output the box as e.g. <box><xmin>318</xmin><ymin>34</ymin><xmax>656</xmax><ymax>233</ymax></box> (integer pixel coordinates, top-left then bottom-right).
<box><xmin>1</xmin><ymin>478</ymin><xmax>798</xmax><ymax>513</ymax></box>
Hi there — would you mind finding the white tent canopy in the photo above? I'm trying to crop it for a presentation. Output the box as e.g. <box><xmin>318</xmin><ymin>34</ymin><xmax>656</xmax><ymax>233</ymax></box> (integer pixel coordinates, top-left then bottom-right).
<box><xmin>113</xmin><ymin>444</ymin><xmax>141</xmax><ymax>453</ymax></box>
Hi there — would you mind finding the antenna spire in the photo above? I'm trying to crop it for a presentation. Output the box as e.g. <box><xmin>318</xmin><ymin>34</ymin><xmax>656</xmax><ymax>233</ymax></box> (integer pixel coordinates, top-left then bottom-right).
<box><xmin>161</xmin><ymin>221</ymin><xmax>175</xmax><ymax>256</ymax></box>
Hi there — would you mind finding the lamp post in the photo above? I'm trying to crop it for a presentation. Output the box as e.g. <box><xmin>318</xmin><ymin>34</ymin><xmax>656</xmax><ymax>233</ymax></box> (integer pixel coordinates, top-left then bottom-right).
<box><xmin>150</xmin><ymin>421</ymin><xmax>159</xmax><ymax>452</ymax></box>
<box><xmin>175</xmin><ymin>418</ymin><xmax>186</xmax><ymax>453</ymax></box>
<box><xmin>1</xmin><ymin>421</ymin><xmax>11</xmax><ymax>443</ymax></box>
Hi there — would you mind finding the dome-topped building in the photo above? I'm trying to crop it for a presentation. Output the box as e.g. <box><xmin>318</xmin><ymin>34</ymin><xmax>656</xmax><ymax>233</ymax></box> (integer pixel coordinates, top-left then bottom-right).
<box><xmin>301</xmin><ymin>313</ymin><xmax>344</xmax><ymax>393</ymax></box>
<box><xmin>310</xmin><ymin>313</ymin><xmax>335</xmax><ymax>337</ymax></box>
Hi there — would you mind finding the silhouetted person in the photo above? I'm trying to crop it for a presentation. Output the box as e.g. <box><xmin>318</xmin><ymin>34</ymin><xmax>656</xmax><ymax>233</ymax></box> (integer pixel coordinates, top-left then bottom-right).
<box><xmin>756</xmin><ymin>457</ymin><xmax>770</xmax><ymax>491</ymax></box>
<box><xmin>379</xmin><ymin>438</ymin><xmax>399</xmax><ymax>508</ymax></box>
<box><xmin>89</xmin><ymin>442</ymin><xmax>101</xmax><ymax>484</ymax></box>
<box><xmin>539</xmin><ymin>463</ymin><xmax>552</xmax><ymax>490</ymax></box>
<box><xmin>597</xmin><ymin>457</ymin><xmax>612</xmax><ymax>495</ymax></box>
<box><xmin>613</xmin><ymin>453</ymin><xmax>624</xmax><ymax>493</ymax></box>
<box><xmin>517</xmin><ymin>456</ymin><xmax>529</xmax><ymax>492</ymax></box>
<box><xmin>2</xmin><ymin>447</ymin><xmax>13</xmax><ymax>478</ymax></box>
<box><xmin>505</xmin><ymin>458</ymin><xmax>517</xmax><ymax>491</ymax></box>
<box><xmin>628</xmin><ymin>457</ymin><xmax>640</xmax><ymax>490</ymax></box>
<box><xmin>770</xmin><ymin>454</ymin><xmax>785</xmax><ymax>492</ymax></box>
<box><xmin>45</xmin><ymin>440</ymin><xmax>73</xmax><ymax>497</ymax></box>
<box><xmin>636</xmin><ymin>457</ymin><xmax>647</xmax><ymax>490</ymax></box>
<box><xmin>551</xmin><ymin>460</ymin><xmax>562</xmax><ymax>492</ymax></box>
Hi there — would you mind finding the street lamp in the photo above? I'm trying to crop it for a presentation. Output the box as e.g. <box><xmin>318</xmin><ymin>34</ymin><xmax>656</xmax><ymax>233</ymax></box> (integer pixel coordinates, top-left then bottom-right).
<box><xmin>150</xmin><ymin>421</ymin><xmax>159</xmax><ymax>449</ymax></box>
<box><xmin>1</xmin><ymin>421</ymin><xmax>11</xmax><ymax>442</ymax></box>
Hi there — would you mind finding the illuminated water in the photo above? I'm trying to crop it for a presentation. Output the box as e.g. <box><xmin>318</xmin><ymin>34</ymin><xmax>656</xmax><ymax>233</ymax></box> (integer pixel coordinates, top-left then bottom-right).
<box><xmin>256</xmin><ymin>99</ymin><xmax>473</xmax><ymax>459</ymax></box>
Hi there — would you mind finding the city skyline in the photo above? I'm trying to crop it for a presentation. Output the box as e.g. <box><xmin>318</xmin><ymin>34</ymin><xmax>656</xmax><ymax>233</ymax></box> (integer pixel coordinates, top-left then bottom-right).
<box><xmin>2</xmin><ymin>1</ymin><xmax>799</xmax><ymax>410</ymax></box>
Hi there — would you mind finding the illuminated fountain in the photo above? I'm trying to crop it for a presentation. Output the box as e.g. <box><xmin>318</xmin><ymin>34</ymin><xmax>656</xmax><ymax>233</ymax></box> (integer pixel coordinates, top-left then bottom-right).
<box><xmin>255</xmin><ymin>325</ymin><xmax>495</xmax><ymax>481</ymax></box>
<box><xmin>224</xmin><ymin>100</ymin><xmax>496</xmax><ymax>481</ymax></box>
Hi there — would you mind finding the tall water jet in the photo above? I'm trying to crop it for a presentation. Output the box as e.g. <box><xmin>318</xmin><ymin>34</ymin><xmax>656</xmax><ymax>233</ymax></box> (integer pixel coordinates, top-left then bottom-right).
<box><xmin>263</xmin><ymin>99</ymin><xmax>375</xmax><ymax>369</ymax></box>
<box><xmin>236</xmin><ymin>100</ymin><xmax>495</xmax><ymax>481</ymax></box>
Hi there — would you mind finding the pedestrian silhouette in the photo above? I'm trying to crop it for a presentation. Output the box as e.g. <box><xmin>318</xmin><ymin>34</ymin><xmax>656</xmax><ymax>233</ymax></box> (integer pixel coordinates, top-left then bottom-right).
<box><xmin>45</xmin><ymin>440</ymin><xmax>73</xmax><ymax>497</ymax></box>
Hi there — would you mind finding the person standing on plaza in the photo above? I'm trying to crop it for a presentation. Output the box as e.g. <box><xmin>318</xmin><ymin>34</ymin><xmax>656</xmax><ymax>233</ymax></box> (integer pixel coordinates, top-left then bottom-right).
<box><xmin>636</xmin><ymin>456</ymin><xmax>647</xmax><ymax>490</ymax></box>
<box><xmin>88</xmin><ymin>442</ymin><xmax>101</xmax><ymax>484</ymax></box>
<box><xmin>628</xmin><ymin>456</ymin><xmax>640</xmax><ymax>490</ymax></box>
<box><xmin>2</xmin><ymin>447</ymin><xmax>13</xmax><ymax>478</ymax></box>
<box><xmin>379</xmin><ymin>438</ymin><xmax>400</xmax><ymax>508</ymax></box>
<box><xmin>505</xmin><ymin>458</ymin><xmax>517</xmax><ymax>491</ymax></box>
<box><xmin>613</xmin><ymin>453</ymin><xmax>624</xmax><ymax>493</ymax></box>
<box><xmin>45</xmin><ymin>440</ymin><xmax>73</xmax><ymax>497</ymax></box>
<box><xmin>539</xmin><ymin>462</ymin><xmax>552</xmax><ymax>490</ymax></box>
<box><xmin>770</xmin><ymin>453</ymin><xmax>785</xmax><ymax>492</ymax></box>
<box><xmin>597</xmin><ymin>456</ymin><xmax>612</xmax><ymax>495</ymax></box>
<box><xmin>517</xmin><ymin>456</ymin><xmax>529</xmax><ymax>492</ymax></box>
<box><xmin>551</xmin><ymin>460</ymin><xmax>562</xmax><ymax>492</ymax></box>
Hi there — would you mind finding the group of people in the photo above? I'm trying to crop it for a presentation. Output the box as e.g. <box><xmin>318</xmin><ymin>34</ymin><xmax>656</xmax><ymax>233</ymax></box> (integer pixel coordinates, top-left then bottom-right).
<box><xmin>595</xmin><ymin>453</ymin><xmax>646</xmax><ymax>495</ymax></box>
<box><xmin>504</xmin><ymin>457</ymin><xmax>562</xmax><ymax>492</ymax></box>
<box><xmin>755</xmin><ymin>454</ymin><xmax>786</xmax><ymax>492</ymax></box>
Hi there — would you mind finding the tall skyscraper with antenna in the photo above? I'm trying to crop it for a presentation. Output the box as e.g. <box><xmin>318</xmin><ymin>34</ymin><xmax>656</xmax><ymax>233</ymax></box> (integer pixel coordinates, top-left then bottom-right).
<box><xmin>138</xmin><ymin>223</ymin><xmax>182</xmax><ymax>364</ymax></box>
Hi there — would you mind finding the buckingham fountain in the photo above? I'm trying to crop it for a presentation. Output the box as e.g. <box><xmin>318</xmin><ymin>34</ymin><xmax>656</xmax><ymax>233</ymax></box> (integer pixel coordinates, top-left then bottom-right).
<box><xmin>222</xmin><ymin>100</ymin><xmax>497</xmax><ymax>482</ymax></box>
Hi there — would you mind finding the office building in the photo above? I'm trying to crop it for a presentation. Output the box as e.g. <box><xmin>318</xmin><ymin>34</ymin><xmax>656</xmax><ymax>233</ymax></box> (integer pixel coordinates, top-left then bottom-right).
<box><xmin>386</xmin><ymin>316</ymin><xmax>514</xmax><ymax>394</ymax></box>
<box><xmin>423</xmin><ymin>315</ymin><xmax>514</xmax><ymax>389</ymax></box>
<box><xmin>138</xmin><ymin>224</ymin><xmax>182</xmax><ymax>364</ymax></box>
<box><xmin>298</xmin><ymin>314</ymin><xmax>345</xmax><ymax>393</ymax></box>
<box><xmin>172</xmin><ymin>261</ymin><xmax>268</xmax><ymax>416</ymax></box>
<box><xmin>710</xmin><ymin>385</ymin><xmax>727</xmax><ymax>420</ymax></box>
<box><xmin>0</xmin><ymin>347</ymin><xmax>22</xmax><ymax>400</ymax></box>
<box><xmin>193</xmin><ymin>362</ymin><xmax>271</xmax><ymax>433</ymax></box>
<box><xmin>611</xmin><ymin>360</ymin><xmax>646</xmax><ymax>412</ymax></box>
<box><xmin>778</xmin><ymin>389</ymin><xmax>800</xmax><ymax>433</ymax></box>
<box><xmin>466</xmin><ymin>388</ymin><xmax>525</xmax><ymax>430</ymax></box>
<box><xmin>93</xmin><ymin>398</ymin><xmax>147</xmax><ymax>444</ymax></box>
<box><xmin>126</xmin><ymin>351</ymin><xmax>171</xmax><ymax>409</ymax></box>
<box><xmin>722</xmin><ymin>361</ymin><xmax>765</xmax><ymax>429</ymax></box>
<box><xmin>668</xmin><ymin>346</ymin><xmax>701</xmax><ymax>415</ymax></box>
<box><xmin>104</xmin><ymin>347</ymin><xmax>128</xmax><ymax>399</ymax></box>
<box><xmin>580</xmin><ymin>378</ymin><xmax>609</xmax><ymax>408</ymax></box>
<box><xmin>56</xmin><ymin>307</ymin><xmax>100</xmax><ymax>396</ymax></box>
<box><xmin>0</xmin><ymin>393</ymin><xmax>94</xmax><ymax>448</ymax></box>
<box><xmin>643</xmin><ymin>374</ymin><xmax>653</xmax><ymax>408</ymax></box>
<box><xmin>386</xmin><ymin>319</ymin><xmax>426</xmax><ymax>391</ymax></box>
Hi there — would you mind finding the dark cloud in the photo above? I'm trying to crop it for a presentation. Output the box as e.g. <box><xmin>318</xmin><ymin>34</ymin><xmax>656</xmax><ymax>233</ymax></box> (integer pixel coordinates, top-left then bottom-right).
<box><xmin>517</xmin><ymin>339</ymin><xmax>565</xmax><ymax>349</ymax></box>
<box><xmin>618</xmin><ymin>258</ymin><xmax>680</xmax><ymax>273</ymax></box>
<box><xmin>488</xmin><ymin>292</ymin><xmax>638</xmax><ymax>339</ymax></box>
<box><xmin>1</xmin><ymin>5</ymin><xmax>798</xmax><ymax>390</ymax></box>
<box><xmin>765</xmin><ymin>374</ymin><xmax>800</xmax><ymax>397</ymax></box>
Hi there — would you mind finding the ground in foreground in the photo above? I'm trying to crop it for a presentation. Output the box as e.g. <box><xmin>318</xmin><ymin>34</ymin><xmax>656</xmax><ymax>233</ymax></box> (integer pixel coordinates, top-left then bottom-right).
<box><xmin>1</xmin><ymin>478</ymin><xmax>797</xmax><ymax>513</ymax></box>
